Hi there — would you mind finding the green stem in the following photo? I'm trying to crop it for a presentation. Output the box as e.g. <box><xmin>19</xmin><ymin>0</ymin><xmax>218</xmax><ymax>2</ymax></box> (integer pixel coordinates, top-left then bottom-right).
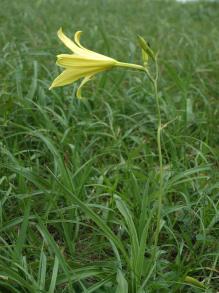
<box><xmin>116</xmin><ymin>61</ymin><xmax>145</xmax><ymax>71</ymax></box>
<box><xmin>153</xmin><ymin>76</ymin><xmax>163</xmax><ymax>249</ymax></box>
<box><xmin>119</xmin><ymin>56</ymin><xmax>163</xmax><ymax>268</ymax></box>
<box><xmin>145</xmin><ymin>58</ymin><xmax>163</xmax><ymax>253</ymax></box>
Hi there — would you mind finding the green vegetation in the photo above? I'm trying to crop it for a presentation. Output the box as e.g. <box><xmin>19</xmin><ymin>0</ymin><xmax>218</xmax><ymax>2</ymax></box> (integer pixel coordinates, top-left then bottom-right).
<box><xmin>0</xmin><ymin>0</ymin><xmax>219</xmax><ymax>292</ymax></box>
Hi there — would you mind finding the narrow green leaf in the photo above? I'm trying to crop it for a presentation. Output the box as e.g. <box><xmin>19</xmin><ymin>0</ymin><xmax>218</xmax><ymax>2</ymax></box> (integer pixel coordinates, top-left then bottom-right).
<box><xmin>13</xmin><ymin>200</ymin><xmax>31</xmax><ymax>261</ymax></box>
<box><xmin>48</xmin><ymin>256</ymin><xmax>59</xmax><ymax>293</ymax></box>
<box><xmin>36</xmin><ymin>220</ymin><xmax>69</xmax><ymax>275</ymax></box>
<box><xmin>116</xmin><ymin>270</ymin><xmax>128</xmax><ymax>293</ymax></box>
<box><xmin>114</xmin><ymin>195</ymin><xmax>139</xmax><ymax>281</ymax></box>
<box><xmin>37</xmin><ymin>248</ymin><xmax>47</xmax><ymax>290</ymax></box>
<box><xmin>184</xmin><ymin>276</ymin><xmax>206</xmax><ymax>289</ymax></box>
<box><xmin>27</xmin><ymin>60</ymin><xmax>38</xmax><ymax>100</ymax></box>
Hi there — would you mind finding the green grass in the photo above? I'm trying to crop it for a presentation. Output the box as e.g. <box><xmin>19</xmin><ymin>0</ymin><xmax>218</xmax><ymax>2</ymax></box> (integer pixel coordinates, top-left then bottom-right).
<box><xmin>0</xmin><ymin>0</ymin><xmax>219</xmax><ymax>292</ymax></box>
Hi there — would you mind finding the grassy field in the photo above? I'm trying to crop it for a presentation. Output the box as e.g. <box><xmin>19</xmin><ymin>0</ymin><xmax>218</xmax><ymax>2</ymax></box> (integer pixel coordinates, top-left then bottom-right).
<box><xmin>1</xmin><ymin>0</ymin><xmax>219</xmax><ymax>292</ymax></box>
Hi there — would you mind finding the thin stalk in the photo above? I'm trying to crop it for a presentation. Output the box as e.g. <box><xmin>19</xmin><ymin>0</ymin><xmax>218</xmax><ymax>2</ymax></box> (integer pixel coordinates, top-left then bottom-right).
<box><xmin>152</xmin><ymin>63</ymin><xmax>163</xmax><ymax>250</ymax></box>
<box><xmin>145</xmin><ymin>58</ymin><xmax>163</xmax><ymax>254</ymax></box>
<box><xmin>116</xmin><ymin>61</ymin><xmax>145</xmax><ymax>71</ymax></box>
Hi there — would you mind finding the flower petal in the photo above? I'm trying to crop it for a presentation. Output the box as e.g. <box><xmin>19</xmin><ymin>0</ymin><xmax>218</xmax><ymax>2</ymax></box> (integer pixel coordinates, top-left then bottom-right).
<box><xmin>76</xmin><ymin>74</ymin><xmax>93</xmax><ymax>99</ymax></box>
<box><xmin>74</xmin><ymin>31</ymin><xmax>85</xmax><ymax>49</ymax></box>
<box><xmin>57</xmin><ymin>28</ymin><xmax>84</xmax><ymax>55</ymax></box>
<box><xmin>49</xmin><ymin>69</ymin><xmax>83</xmax><ymax>89</ymax></box>
<box><xmin>49</xmin><ymin>67</ymin><xmax>105</xmax><ymax>89</ymax></box>
<box><xmin>73</xmin><ymin>30</ymin><xmax>116</xmax><ymax>61</ymax></box>
<box><xmin>56</xmin><ymin>54</ymin><xmax>115</xmax><ymax>68</ymax></box>
<box><xmin>58</xmin><ymin>29</ymin><xmax>117</xmax><ymax>62</ymax></box>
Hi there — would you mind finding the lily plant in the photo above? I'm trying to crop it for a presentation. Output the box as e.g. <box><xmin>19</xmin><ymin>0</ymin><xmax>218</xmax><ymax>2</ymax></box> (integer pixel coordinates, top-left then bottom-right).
<box><xmin>50</xmin><ymin>28</ymin><xmax>165</xmax><ymax>291</ymax></box>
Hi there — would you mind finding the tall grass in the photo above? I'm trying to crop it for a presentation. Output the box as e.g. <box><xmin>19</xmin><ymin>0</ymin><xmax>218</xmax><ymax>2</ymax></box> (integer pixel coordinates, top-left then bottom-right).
<box><xmin>0</xmin><ymin>0</ymin><xmax>219</xmax><ymax>292</ymax></box>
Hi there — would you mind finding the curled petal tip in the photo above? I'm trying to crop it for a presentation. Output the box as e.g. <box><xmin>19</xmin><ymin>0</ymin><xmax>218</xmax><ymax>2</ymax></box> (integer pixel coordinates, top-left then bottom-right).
<box><xmin>74</xmin><ymin>31</ymin><xmax>84</xmax><ymax>48</ymax></box>
<box><xmin>75</xmin><ymin>30</ymin><xmax>83</xmax><ymax>38</ymax></box>
<box><xmin>76</xmin><ymin>74</ymin><xmax>93</xmax><ymax>99</ymax></box>
<box><xmin>57</xmin><ymin>27</ymin><xmax>63</xmax><ymax>34</ymax></box>
<box><xmin>57</xmin><ymin>28</ymin><xmax>63</xmax><ymax>39</ymax></box>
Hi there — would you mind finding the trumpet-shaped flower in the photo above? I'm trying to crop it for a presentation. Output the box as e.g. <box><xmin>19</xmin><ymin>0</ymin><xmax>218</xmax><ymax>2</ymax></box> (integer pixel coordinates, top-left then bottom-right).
<box><xmin>50</xmin><ymin>29</ymin><xmax>145</xmax><ymax>98</ymax></box>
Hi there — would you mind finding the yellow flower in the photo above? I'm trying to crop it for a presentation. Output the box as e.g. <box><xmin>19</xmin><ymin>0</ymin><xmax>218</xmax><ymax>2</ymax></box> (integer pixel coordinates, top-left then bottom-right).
<box><xmin>50</xmin><ymin>28</ymin><xmax>145</xmax><ymax>98</ymax></box>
